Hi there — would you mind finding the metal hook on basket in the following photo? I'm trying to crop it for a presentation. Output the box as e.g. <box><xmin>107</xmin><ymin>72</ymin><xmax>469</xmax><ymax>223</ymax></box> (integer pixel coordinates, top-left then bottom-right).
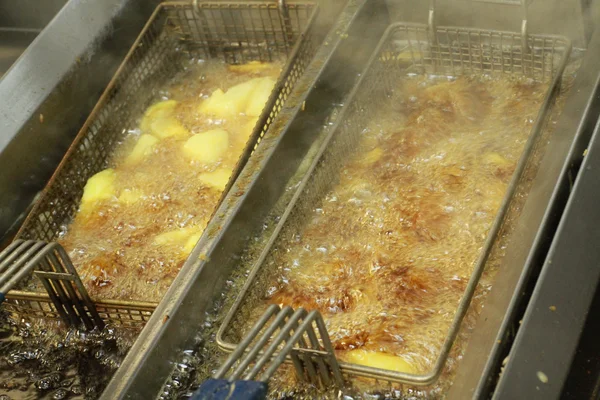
<box><xmin>278</xmin><ymin>0</ymin><xmax>294</xmax><ymax>49</ymax></box>
<box><xmin>428</xmin><ymin>0</ymin><xmax>438</xmax><ymax>44</ymax></box>
<box><xmin>192</xmin><ymin>0</ymin><xmax>202</xmax><ymax>16</ymax></box>
<box><xmin>521</xmin><ymin>0</ymin><xmax>530</xmax><ymax>54</ymax></box>
<box><xmin>277</xmin><ymin>0</ymin><xmax>288</xmax><ymax>15</ymax></box>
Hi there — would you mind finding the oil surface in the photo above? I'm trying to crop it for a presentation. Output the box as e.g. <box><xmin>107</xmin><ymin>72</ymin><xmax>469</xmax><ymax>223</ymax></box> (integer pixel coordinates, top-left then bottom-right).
<box><xmin>0</xmin><ymin>315</ymin><xmax>136</xmax><ymax>399</ymax></box>
<box><xmin>241</xmin><ymin>74</ymin><xmax>547</xmax><ymax>374</ymax></box>
<box><xmin>153</xmin><ymin>52</ymin><xmax>579</xmax><ymax>400</ymax></box>
<box><xmin>58</xmin><ymin>60</ymin><xmax>282</xmax><ymax>302</ymax></box>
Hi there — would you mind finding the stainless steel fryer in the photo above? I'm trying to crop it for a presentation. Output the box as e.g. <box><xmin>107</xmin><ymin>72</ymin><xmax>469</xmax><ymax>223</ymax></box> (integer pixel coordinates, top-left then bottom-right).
<box><xmin>215</xmin><ymin>20</ymin><xmax>571</xmax><ymax>386</ymax></box>
<box><xmin>1</xmin><ymin>0</ymin><xmax>320</xmax><ymax>329</ymax></box>
<box><xmin>96</xmin><ymin>0</ymin><xmax>600</xmax><ymax>397</ymax></box>
<box><xmin>2</xmin><ymin>0</ymin><xmax>599</xmax><ymax>398</ymax></box>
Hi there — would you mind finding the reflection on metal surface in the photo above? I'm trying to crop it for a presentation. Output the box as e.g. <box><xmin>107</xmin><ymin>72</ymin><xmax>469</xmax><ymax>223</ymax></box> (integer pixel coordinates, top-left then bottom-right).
<box><xmin>0</xmin><ymin>0</ymin><xmax>67</xmax><ymax>77</ymax></box>
<box><xmin>0</xmin><ymin>28</ymin><xmax>39</xmax><ymax>76</ymax></box>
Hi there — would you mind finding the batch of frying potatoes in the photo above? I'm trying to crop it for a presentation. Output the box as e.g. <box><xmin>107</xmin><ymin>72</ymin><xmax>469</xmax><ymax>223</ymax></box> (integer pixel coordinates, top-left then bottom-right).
<box><xmin>59</xmin><ymin>61</ymin><xmax>281</xmax><ymax>302</ymax></box>
<box><xmin>57</xmin><ymin>57</ymin><xmax>544</xmax><ymax>381</ymax></box>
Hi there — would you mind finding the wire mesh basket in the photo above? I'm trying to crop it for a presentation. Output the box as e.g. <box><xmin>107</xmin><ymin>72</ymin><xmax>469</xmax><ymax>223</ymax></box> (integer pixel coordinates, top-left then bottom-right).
<box><xmin>216</xmin><ymin>22</ymin><xmax>571</xmax><ymax>385</ymax></box>
<box><xmin>3</xmin><ymin>0</ymin><xmax>320</xmax><ymax>329</ymax></box>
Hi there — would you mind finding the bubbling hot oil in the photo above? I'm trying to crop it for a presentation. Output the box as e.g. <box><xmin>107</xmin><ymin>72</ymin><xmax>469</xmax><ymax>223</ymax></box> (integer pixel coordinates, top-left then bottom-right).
<box><xmin>244</xmin><ymin>74</ymin><xmax>547</xmax><ymax>379</ymax></box>
<box><xmin>58</xmin><ymin>59</ymin><xmax>283</xmax><ymax>302</ymax></box>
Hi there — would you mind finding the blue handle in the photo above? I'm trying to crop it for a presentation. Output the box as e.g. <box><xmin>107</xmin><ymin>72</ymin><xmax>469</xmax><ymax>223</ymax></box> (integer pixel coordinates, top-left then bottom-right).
<box><xmin>191</xmin><ymin>379</ymin><xmax>268</xmax><ymax>400</ymax></box>
<box><xmin>0</xmin><ymin>292</ymin><xmax>4</xmax><ymax>304</ymax></box>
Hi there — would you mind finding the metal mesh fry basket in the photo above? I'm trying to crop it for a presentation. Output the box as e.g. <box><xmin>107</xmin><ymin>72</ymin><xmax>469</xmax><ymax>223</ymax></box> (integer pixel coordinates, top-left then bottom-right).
<box><xmin>4</xmin><ymin>1</ymin><xmax>319</xmax><ymax>329</ymax></box>
<box><xmin>216</xmin><ymin>22</ymin><xmax>571</xmax><ymax>385</ymax></box>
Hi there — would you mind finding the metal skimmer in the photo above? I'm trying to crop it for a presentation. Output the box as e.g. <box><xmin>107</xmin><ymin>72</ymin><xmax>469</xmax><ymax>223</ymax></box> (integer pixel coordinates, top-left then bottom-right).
<box><xmin>1</xmin><ymin>0</ymin><xmax>320</xmax><ymax>329</ymax></box>
<box><xmin>213</xmin><ymin>305</ymin><xmax>343</xmax><ymax>388</ymax></box>
<box><xmin>192</xmin><ymin>305</ymin><xmax>342</xmax><ymax>399</ymax></box>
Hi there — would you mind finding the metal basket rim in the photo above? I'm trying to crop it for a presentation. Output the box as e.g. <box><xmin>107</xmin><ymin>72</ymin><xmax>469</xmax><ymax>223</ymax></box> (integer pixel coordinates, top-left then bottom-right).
<box><xmin>392</xmin><ymin>21</ymin><xmax>572</xmax><ymax>43</ymax></box>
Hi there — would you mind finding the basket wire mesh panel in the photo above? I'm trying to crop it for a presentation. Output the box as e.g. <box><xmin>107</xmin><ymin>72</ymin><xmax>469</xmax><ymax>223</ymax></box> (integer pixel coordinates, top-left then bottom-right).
<box><xmin>0</xmin><ymin>240</ymin><xmax>104</xmax><ymax>330</ymax></box>
<box><xmin>4</xmin><ymin>1</ymin><xmax>319</xmax><ymax>329</ymax></box>
<box><xmin>216</xmin><ymin>22</ymin><xmax>571</xmax><ymax>386</ymax></box>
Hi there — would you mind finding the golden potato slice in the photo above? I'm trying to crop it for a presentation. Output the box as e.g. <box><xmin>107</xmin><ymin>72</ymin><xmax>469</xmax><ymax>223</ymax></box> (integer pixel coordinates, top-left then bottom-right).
<box><xmin>227</xmin><ymin>61</ymin><xmax>274</xmax><ymax>73</ymax></box>
<box><xmin>150</xmin><ymin>116</ymin><xmax>189</xmax><ymax>139</ymax></box>
<box><xmin>225</xmin><ymin>79</ymin><xmax>260</xmax><ymax>113</ymax></box>
<box><xmin>154</xmin><ymin>227</ymin><xmax>198</xmax><ymax>247</ymax></box>
<box><xmin>360</xmin><ymin>147</ymin><xmax>383</xmax><ymax>165</ymax></box>
<box><xmin>198</xmin><ymin>169</ymin><xmax>232</xmax><ymax>191</ymax></box>
<box><xmin>380</xmin><ymin>50</ymin><xmax>417</xmax><ymax>62</ymax></box>
<box><xmin>199</xmin><ymin>80</ymin><xmax>256</xmax><ymax>117</ymax></box>
<box><xmin>126</xmin><ymin>134</ymin><xmax>159</xmax><ymax>164</ymax></box>
<box><xmin>118</xmin><ymin>188</ymin><xmax>145</xmax><ymax>205</ymax></box>
<box><xmin>198</xmin><ymin>89</ymin><xmax>235</xmax><ymax>116</ymax></box>
<box><xmin>343</xmin><ymin>349</ymin><xmax>417</xmax><ymax>374</ymax></box>
<box><xmin>144</xmin><ymin>99</ymin><xmax>177</xmax><ymax>115</ymax></box>
<box><xmin>81</xmin><ymin>169</ymin><xmax>117</xmax><ymax>209</ymax></box>
<box><xmin>184</xmin><ymin>232</ymin><xmax>203</xmax><ymax>254</ymax></box>
<box><xmin>199</xmin><ymin>77</ymin><xmax>273</xmax><ymax>118</ymax></box>
<box><xmin>141</xmin><ymin>100</ymin><xmax>177</xmax><ymax>132</ymax></box>
<box><xmin>483</xmin><ymin>152</ymin><xmax>512</xmax><ymax>167</ymax></box>
<box><xmin>141</xmin><ymin>100</ymin><xmax>189</xmax><ymax>139</ymax></box>
<box><xmin>183</xmin><ymin>129</ymin><xmax>229</xmax><ymax>163</ymax></box>
<box><xmin>245</xmin><ymin>77</ymin><xmax>276</xmax><ymax>117</ymax></box>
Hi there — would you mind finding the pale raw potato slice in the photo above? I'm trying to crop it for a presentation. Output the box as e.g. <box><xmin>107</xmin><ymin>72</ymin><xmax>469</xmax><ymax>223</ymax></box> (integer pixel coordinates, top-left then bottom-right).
<box><xmin>141</xmin><ymin>100</ymin><xmax>177</xmax><ymax>132</ymax></box>
<box><xmin>199</xmin><ymin>78</ymin><xmax>266</xmax><ymax>117</ymax></box>
<box><xmin>118</xmin><ymin>188</ymin><xmax>145</xmax><ymax>205</ymax></box>
<box><xmin>245</xmin><ymin>77</ymin><xmax>276</xmax><ymax>117</ymax></box>
<box><xmin>150</xmin><ymin>116</ymin><xmax>189</xmax><ymax>139</ymax></box>
<box><xmin>198</xmin><ymin>169</ymin><xmax>232</xmax><ymax>191</ymax></box>
<box><xmin>344</xmin><ymin>349</ymin><xmax>417</xmax><ymax>374</ymax></box>
<box><xmin>225</xmin><ymin>79</ymin><xmax>260</xmax><ymax>112</ymax></box>
<box><xmin>184</xmin><ymin>232</ymin><xmax>203</xmax><ymax>254</ymax></box>
<box><xmin>198</xmin><ymin>89</ymin><xmax>235</xmax><ymax>116</ymax></box>
<box><xmin>183</xmin><ymin>129</ymin><xmax>229</xmax><ymax>163</ymax></box>
<box><xmin>227</xmin><ymin>61</ymin><xmax>274</xmax><ymax>73</ymax></box>
<box><xmin>154</xmin><ymin>227</ymin><xmax>198</xmax><ymax>247</ymax></box>
<box><xmin>81</xmin><ymin>169</ymin><xmax>117</xmax><ymax>209</ymax></box>
<box><xmin>126</xmin><ymin>134</ymin><xmax>159</xmax><ymax>164</ymax></box>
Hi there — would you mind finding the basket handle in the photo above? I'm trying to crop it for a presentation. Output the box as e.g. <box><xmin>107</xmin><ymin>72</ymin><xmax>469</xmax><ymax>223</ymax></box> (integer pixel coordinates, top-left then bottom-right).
<box><xmin>278</xmin><ymin>0</ymin><xmax>295</xmax><ymax>49</ymax></box>
<box><xmin>191</xmin><ymin>379</ymin><xmax>267</xmax><ymax>400</ymax></box>
<box><xmin>520</xmin><ymin>0</ymin><xmax>530</xmax><ymax>53</ymax></box>
<box><xmin>203</xmin><ymin>306</ymin><xmax>343</xmax><ymax>397</ymax></box>
<box><xmin>428</xmin><ymin>0</ymin><xmax>437</xmax><ymax>43</ymax></box>
<box><xmin>0</xmin><ymin>240</ymin><xmax>104</xmax><ymax>330</ymax></box>
<box><xmin>193</xmin><ymin>0</ymin><xmax>296</xmax><ymax>53</ymax></box>
<box><xmin>428</xmin><ymin>0</ymin><xmax>532</xmax><ymax>51</ymax></box>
